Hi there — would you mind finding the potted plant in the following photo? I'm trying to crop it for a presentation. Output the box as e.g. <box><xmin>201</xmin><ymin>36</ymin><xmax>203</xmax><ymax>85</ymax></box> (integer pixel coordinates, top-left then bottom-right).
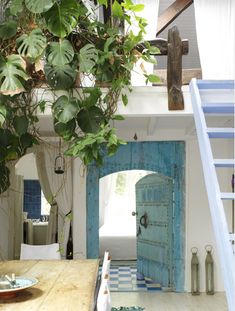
<box><xmin>0</xmin><ymin>0</ymin><xmax>158</xmax><ymax>193</ymax></box>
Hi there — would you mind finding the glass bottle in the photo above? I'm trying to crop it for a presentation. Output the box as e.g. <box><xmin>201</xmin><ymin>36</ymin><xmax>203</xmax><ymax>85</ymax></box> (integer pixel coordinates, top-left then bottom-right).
<box><xmin>191</xmin><ymin>247</ymin><xmax>200</xmax><ymax>295</ymax></box>
<box><xmin>66</xmin><ymin>223</ymin><xmax>73</xmax><ymax>260</ymax></box>
<box><xmin>205</xmin><ymin>245</ymin><xmax>214</xmax><ymax>295</ymax></box>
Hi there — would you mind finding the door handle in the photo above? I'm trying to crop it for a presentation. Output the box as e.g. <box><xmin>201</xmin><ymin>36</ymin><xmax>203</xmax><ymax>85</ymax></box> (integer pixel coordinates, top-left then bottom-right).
<box><xmin>132</xmin><ymin>211</ymin><xmax>138</xmax><ymax>216</ymax></box>
<box><xmin>140</xmin><ymin>213</ymin><xmax>148</xmax><ymax>228</ymax></box>
<box><xmin>137</xmin><ymin>225</ymin><xmax>141</xmax><ymax>237</ymax></box>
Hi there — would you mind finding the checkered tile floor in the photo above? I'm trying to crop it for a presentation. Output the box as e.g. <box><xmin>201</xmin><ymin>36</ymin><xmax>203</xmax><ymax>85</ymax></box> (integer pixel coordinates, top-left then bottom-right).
<box><xmin>101</xmin><ymin>263</ymin><xmax>162</xmax><ymax>292</ymax></box>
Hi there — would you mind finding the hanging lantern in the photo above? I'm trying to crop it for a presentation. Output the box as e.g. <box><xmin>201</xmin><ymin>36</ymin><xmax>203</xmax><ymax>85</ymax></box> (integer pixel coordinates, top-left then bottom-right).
<box><xmin>205</xmin><ymin>245</ymin><xmax>214</xmax><ymax>295</ymax></box>
<box><xmin>191</xmin><ymin>247</ymin><xmax>200</xmax><ymax>295</ymax></box>
<box><xmin>54</xmin><ymin>139</ymin><xmax>65</xmax><ymax>174</ymax></box>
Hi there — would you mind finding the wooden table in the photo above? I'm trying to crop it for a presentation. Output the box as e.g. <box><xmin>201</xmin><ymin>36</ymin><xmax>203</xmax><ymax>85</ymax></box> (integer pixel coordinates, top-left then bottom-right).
<box><xmin>0</xmin><ymin>260</ymin><xmax>99</xmax><ymax>311</ymax></box>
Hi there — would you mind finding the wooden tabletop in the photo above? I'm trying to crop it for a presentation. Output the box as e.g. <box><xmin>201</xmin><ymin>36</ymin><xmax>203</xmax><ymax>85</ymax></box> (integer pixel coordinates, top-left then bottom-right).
<box><xmin>0</xmin><ymin>259</ymin><xmax>99</xmax><ymax>311</ymax></box>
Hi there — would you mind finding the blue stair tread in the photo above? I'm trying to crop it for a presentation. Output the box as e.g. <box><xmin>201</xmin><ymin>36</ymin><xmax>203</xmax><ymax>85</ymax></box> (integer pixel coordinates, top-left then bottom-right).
<box><xmin>197</xmin><ymin>80</ymin><xmax>234</xmax><ymax>89</ymax></box>
<box><xmin>202</xmin><ymin>102</ymin><xmax>234</xmax><ymax>114</ymax></box>
<box><xmin>214</xmin><ymin>159</ymin><xmax>235</xmax><ymax>167</ymax></box>
<box><xmin>207</xmin><ymin>127</ymin><xmax>234</xmax><ymax>138</ymax></box>
<box><xmin>221</xmin><ymin>193</ymin><xmax>235</xmax><ymax>200</ymax></box>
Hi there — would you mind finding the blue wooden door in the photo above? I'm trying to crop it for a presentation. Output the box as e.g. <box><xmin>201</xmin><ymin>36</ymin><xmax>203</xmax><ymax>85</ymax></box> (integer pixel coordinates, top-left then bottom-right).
<box><xmin>136</xmin><ymin>173</ymin><xmax>173</xmax><ymax>288</ymax></box>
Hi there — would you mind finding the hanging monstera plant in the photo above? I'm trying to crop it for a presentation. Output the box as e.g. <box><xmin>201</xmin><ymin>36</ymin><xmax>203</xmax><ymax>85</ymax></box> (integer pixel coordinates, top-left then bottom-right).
<box><xmin>0</xmin><ymin>0</ymin><xmax>158</xmax><ymax>194</ymax></box>
<box><xmin>16</xmin><ymin>28</ymin><xmax>47</xmax><ymax>61</ymax></box>
<box><xmin>0</xmin><ymin>55</ymin><xmax>28</xmax><ymax>96</ymax></box>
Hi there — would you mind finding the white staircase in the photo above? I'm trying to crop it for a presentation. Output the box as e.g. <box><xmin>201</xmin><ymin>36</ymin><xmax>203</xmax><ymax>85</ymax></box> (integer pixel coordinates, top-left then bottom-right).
<box><xmin>189</xmin><ymin>79</ymin><xmax>235</xmax><ymax>311</ymax></box>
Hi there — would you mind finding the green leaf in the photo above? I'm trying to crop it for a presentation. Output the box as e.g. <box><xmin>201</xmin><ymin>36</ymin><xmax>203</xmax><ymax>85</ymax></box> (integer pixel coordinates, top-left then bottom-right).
<box><xmin>47</xmin><ymin>40</ymin><xmax>74</xmax><ymax>66</ymax></box>
<box><xmin>0</xmin><ymin>104</ymin><xmax>7</xmax><ymax>126</ymax></box>
<box><xmin>0</xmin><ymin>163</ymin><xmax>10</xmax><ymax>194</ymax></box>
<box><xmin>16</xmin><ymin>29</ymin><xmax>47</xmax><ymax>60</ymax></box>
<box><xmin>44</xmin><ymin>63</ymin><xmax>77</xmax><ymax>89</ymax></box>
<box><xmin>78</xmin><ymin>44</ymin><xmax>98</xmax><ymax>73</ymax></box>
<box><xmin>98</xmin><ymin>0</ymin><xmax>108</xmax><ymax>7</ymax></box>
<box><xmin>52</xmin><ymin>96</ymin><xmax>79</xmax><ymax>123</ymax></box>
<box><xmin>81</xmin><ymin>88</ymin><xmax>102</xmax><ymax>108</ymax></box>
<box><xmin>13</xmin><ymin>115</ymin><xmax>29</xmax><ymax>135</ymax></box>
<box><xmin>0</xmin><ymin>147</ymin><xmax>7</xmax><ymax>162</ymax></box>
<box><xmin>0</xmin><ymin>20</ymin><xmax>17</xmax><ymax>40</ymax></box>
<box><xmin>5</xmin><ymin>147</ymin><xmax>19</xmax><ymax>161</ymax></box>
<box><xmin>20</xmin><ymin>133</ymin><xmax>35</xmax><ymax>149</ymax></box>
<box><xmin>38</xmin><ymin>100</ymin><xmax>47</xmax><ymax>113</ymax></box>
<box><xmin>112</xmin><ymin>1</ymin><xmax>123</xmax><ymax>18</ymax></box>
<box><xmin>0</xmin><ymin>55</ymin><xmax>28</xmax><ymax>96</ymax></box>
<box><xmin>44</xmin><ymin>0</ymin><xmax>81</xmax><ymax>38</ymax></box>
<box><xmin>145</xmin><ymin>74</ymin><xmax>161</xmax><ymax>83</ymax></box>
<box><xmin>0</xmin><ymin>129</ymin><xmax>13</xmax><ymax>147</ymax></box>
<box><xmin>25</xmin><ymin>0</ymin><xmax>55</xmax><ymax>14</ymax></box>
<box><xmin>111</xmin><ymin>114</ymin><xmax>125</xmax><ymax>121</ymax></box>
<box><xmin>10</xmin><ymin>0</ymin><xmax>23</xmax><ymax>15</ymax></box>
<box><xmin>130</xmin><ymin>4</ymin><xmax>145</xmax><ymax>12</ymax></box>
<box><xmin>77</xmin><ymin>106</ymin><xmax>105</xmax><ymax>133</ymax></box>
<box><xmin>54</xmin><ymin>119</ymin><xmax>76</xmax><ymax>140</ymax></box>
<box><xmin>121</xmin><ymin>94</ymin><xmax>128</xmax><ymax>106</ymax></box>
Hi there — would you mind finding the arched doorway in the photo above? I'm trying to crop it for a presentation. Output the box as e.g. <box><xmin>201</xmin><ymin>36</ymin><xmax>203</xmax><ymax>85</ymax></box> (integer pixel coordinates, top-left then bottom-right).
<box><xmin>87</xmin><ymin>141</ymin><xmax>185</xmax><ymax>291</ymax></box>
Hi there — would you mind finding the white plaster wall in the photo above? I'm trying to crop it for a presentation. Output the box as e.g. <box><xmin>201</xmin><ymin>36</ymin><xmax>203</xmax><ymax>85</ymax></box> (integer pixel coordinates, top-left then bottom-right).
<box><xmin>72</xmin><ymin>128</ymin><xmax>232</xmax><ymax>293</ymax></box>
<box><xmin>15</xmin><ymin>153</ymin><xmax>38</xmax><ymax>180</ymax></box>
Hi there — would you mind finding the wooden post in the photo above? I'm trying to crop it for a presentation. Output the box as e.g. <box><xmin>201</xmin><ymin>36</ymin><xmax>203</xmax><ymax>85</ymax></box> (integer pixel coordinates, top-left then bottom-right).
<box><xmin>167</xmin><ymin>26</ymin><xmax>184</xmax><ymax>110</ymax></box>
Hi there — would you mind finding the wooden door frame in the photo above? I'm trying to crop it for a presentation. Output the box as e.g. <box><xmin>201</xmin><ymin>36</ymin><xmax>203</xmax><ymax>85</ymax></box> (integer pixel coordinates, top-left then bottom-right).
<box><xmin>86</xmin><ymin>141</ymin><xmax>185</xmax><ymax>292</ymax></box>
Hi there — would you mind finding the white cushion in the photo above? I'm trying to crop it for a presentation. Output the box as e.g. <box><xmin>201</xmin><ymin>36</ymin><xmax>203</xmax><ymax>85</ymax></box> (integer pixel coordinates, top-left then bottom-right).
<box><xmin>20</xmin><ymin>243</ymin><xmax>61</xmax><ymax>260</ymax></box>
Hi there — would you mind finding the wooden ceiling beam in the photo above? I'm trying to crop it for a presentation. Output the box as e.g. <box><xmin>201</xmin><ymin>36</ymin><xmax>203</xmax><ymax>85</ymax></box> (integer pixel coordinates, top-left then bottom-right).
<box><xmin>156</xmin><ymin>0</ymin><xmax>193</xmax><ymax>36</ymax></box>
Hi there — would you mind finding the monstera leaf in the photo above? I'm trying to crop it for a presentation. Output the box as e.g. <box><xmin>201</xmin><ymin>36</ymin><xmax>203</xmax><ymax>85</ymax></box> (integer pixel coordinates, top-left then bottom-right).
<box><xmin>44</xmin><ymin>0</ymin><xmax>81</xmax><ymax>38</ymax></box>
<box><xmin>44</xmin><ymin>63</ymin><xmax>77</xmax><ymax>89</ymax></box>
<box><xmin>78</xmin><ymin>44</ymin><xmax>98</xmax><ymax>73</ymax></box>
<box><xmin>52</xmin><ymin>96</ymin><xmax>79</xmax><ymax>123</ymax></box>
<box><xmin>25</xmin><ymin>0</ymin><xmax>55</xmax><ymax>14</ymax></box>
<box><xmin>12</xmin><ymin>115</ymin><xmax>29</xmax><ymax>136</ymax></box>
<box><xmin>0</xmin><ymin>20</ymin><xmax>17</xmax><ymax>40</ymax></box>
<box><xmin>0</xmin><ymin>55</ymin><xmax>28</xmax><ymax>96</ymax></box>
<box><xmin>0</xmin><ymin>163</ymin><xmax>10</xmax><ymax>194</ymax></box>
<box><xmin>10</xmin><ymin>0</ymin><xmax>23</xmax><ymax>15</ymax></box>
<box><xmin>16</xmin><ymin>29</ymin><xmax>47</xmax><ymax>60</ymax></box>
<box><xmin>77</xmin><ymin>106</ymin><xmax>105</xmax><ymax>133</ymax></box>
<box><xmin>46</xmin><ymin>40</ymin><xmax>74</xmax><ymax>66</ymax></box>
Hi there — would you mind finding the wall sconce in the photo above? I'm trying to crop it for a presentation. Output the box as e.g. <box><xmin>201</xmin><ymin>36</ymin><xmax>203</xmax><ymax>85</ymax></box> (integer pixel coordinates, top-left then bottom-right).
<box><xmin>54</xmin><ymin>139</ymin><xmax>65</xmax><ymax>174</ymax></box>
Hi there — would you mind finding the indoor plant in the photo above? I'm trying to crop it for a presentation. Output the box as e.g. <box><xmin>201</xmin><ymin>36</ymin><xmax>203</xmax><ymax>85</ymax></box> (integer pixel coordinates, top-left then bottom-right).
<box><xmin>0</xmin><ymin>0</ymin><xmax>158</xmax><ymax>193</ymax></box>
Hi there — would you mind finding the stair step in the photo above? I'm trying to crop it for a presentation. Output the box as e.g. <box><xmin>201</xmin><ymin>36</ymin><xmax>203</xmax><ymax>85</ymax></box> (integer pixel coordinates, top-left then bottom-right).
<box><xmin>214</xmin><ymin>159</ymin><xmax>235</xmax><ymax>167</ymax></box>
<box><xmin>202</xmin><ymin>102</ymin><xmax>234</xmax><ymax>114</ymax></box>
<box><xmin>221</xmin><ymin>193</ymin><xmax>235</xmax><ymax>200</ymax></box>
<box><xmin>207</xmin><ymin>127</ymin><xmax>235</xmax><ymax>138</ymax></box>
<box><xmin>197</xmin><ymin>80</ymin><xmax>234</xmax><ymax>89</ymax></box>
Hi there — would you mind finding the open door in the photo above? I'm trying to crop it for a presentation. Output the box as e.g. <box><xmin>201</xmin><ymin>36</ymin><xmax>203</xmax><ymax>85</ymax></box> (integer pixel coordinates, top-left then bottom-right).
<box><xmin>135</xmin><ymin>173</ymin><xmax>173</xmax><ymax>288</ymax></box>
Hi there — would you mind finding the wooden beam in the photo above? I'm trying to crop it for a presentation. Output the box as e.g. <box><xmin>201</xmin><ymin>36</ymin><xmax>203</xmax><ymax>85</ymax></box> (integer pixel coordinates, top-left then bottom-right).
<box><xmin>157</xmin><ymin>0</ymin><xmax>193</xmax><ymax>36</ymax></box>
<box><xmin>153</xmin><ymin>68</ymin><xmax>202</xmax><ymax>85</ymax></box>
<box><xmin>148</xmin><ymin>38</ymin><xmax>188</xmax><ymax>55</ymax></box>
<box><xmin>167</xmin><ymin>26</ymin><xmax>184</xmax><ymax>110</ymax></box>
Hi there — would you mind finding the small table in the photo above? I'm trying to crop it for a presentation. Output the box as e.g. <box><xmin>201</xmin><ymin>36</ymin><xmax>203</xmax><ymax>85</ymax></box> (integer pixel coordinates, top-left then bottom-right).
<box><xmin>0</xmin><ymin>259</ymin><xmax>99</xmax><ymax>311</ymax></box>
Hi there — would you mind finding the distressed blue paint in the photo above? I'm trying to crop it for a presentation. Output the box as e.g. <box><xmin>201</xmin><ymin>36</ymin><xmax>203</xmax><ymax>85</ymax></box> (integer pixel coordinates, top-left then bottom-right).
<box><xmin>87</xmin><ymin>141</ymin><xmax>185</xmax><ymax>292</ymax></box>
<box><xmin>136</xmin><ymin>173</ymin><xmax>173</xmax><ymax>288</ymax></box>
